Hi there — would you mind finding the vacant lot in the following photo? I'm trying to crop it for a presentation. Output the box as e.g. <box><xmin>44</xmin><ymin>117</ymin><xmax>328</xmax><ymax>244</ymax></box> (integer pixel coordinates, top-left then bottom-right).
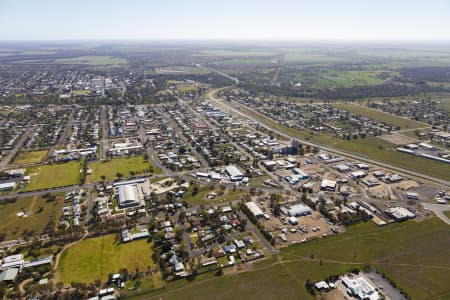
<box><xmin>87</xmin><ymin>156</ymin><xmax>159</xmax><ymax>182</ymax></box>
<box><xmin>12</xmin><ymin>150</ymin><xmax>48</xmax><ymax>164</ymax></box>
<box><xmin>0</xmin><ymin>194</ymin><xmax>63</xmax><ymax>240</ymax></box>
<box><xmin>25</xmin><ymin>162</ymin><xmax>82</xmax><ymax>191</ymax></box>
<box><xmin>58</xmin><ymin>234</ymin><xmax>155</xmax><ymax>284</ymax></box>
<box><xmin>332</xmin><ymin>103</ymin><xmax>426</xmax><ymax>130</ymax></box>
<box><xmin>134</xmin><ymin>217</ymin><xmax>450</xmax><ymax>300</ymax></box>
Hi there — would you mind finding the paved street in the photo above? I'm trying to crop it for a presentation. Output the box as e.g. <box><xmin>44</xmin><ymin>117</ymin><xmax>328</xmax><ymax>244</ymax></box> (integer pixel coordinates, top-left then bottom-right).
<box><xmin>421</xmin><ymin>203</ymin><xmax>450</xmax><ymax>225</ymax></box>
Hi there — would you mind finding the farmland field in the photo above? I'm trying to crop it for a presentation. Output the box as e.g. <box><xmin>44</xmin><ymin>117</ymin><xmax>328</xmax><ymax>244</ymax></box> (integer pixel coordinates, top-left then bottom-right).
<box><xmin>131</xmin><ymin>217</ymin><xmax>450</xmax><ymax>300</ymax></box>
<box><xmin>25</xmin><ymin>161</ymin><xmax>82</xmax><ymax>191</ymax></box>
<box><xmin>194</xmin><ymin>50</ymin><xmax>278</xmax><ymax>57</ymax></box>
<box><xmin>13</xmin><ymin>55</ymin><xmax>127</xmax><ymax>66</ymax></box>
<box><xmin>12</xmin><ymin>150</ymin><xmax>48</xmax><ymax>164</ymax></box>
<box><xmin>87</xmin><ymin>156</ymin><xmax>159</xmax><ymax>182</ymax></box>
<box><xmin>0</xmin><ymin>194</ymin><xmax>63</xmax><ymax>240</ymax></box>
<box><xmin>332</xmin><ymin>103</ymin><xmax>427</xmax><ymax>129</ymax></box>
<box><xmin>53</xmin><ymin>55</ymin><xmax>126</xmax><ymax>65</ymax></box>
<box><xmin>58</xmin><ymin>234</ymin><xmax>155</xmax><ymax>284</ymax></box>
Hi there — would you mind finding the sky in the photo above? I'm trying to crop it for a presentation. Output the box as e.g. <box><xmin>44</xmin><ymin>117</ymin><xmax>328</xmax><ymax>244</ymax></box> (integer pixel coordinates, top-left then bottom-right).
<box><xmin>1</xmin><ymin>0</ymin><xmax>450</xmax><ymax>41</ymax></box>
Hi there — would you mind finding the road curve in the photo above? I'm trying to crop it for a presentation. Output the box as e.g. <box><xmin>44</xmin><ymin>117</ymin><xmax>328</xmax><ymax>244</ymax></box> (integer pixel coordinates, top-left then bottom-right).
<box><xmin>422</xmin><ymin>203</ymin><xmax>450</xmax><ymax>226</ymax></box>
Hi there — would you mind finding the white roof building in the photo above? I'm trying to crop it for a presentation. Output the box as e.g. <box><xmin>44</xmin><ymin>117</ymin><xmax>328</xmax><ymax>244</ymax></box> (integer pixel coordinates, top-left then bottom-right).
<box><xmin>245</xmin><ymin>202</ymin><xmax>264</xmax><ymax>218</ymax></box>
<box><xmin>0</xmin><ymin>182</ymin><xmax>16</xmax><ymax>191</ymax></box>
<box><xmin>342</xmin><ymin>276</ymin><xmax>381</xmax><ymax>300</ymax></box>
<box><xmin>320</xmin><ymin>179</ymin><xmax>336</xmax><ymax>191</ymax></box>
<box><xmin>117</xmin><ymin>184</ymin><xmax>144</xmax><ymax>208</ymax></box>
<box><xmin>284</xmin><ymin>204</ymin><xmax>312</xmax><ymax>217</ymax></box>
<box><xmin>225</xmin><ymin>165</ymin><xmax>243</xmax><ymax>181</ymax></box>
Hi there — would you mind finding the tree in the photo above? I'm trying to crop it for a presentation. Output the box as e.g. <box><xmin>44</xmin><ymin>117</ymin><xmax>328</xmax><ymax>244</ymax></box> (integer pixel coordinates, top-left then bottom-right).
<box><xmin>192</xmin><ymin>185</ymin><xmax>199</xmax><ymax>196</ymax></box>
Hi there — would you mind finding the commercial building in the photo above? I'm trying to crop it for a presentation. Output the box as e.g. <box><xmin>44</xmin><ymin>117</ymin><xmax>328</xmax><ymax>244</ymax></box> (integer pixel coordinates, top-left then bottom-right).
<box><xmin>349</xmin><ymin>171</ymin><xmax>367</xmax><ymax>180</ymax></box>
<box><xmin>385</xmin><ymin>207</ymin><xmax>416</xmax><ymax>221</ymax></box>
<box><xmin>342</xmin><ymin>276</ymin><xmax>381</xmax><ymax>300</ymax></box>
<box><xmin>320</xmin><ymin>179</ymin><xmax>336</xmax><ymax>191</ymax></box>
<box><xmin>0</xmin><ymin>268</ymin><xmax>18</xmax><ymax>282</ymax></box>
<box><xmin>225</xmin><ymin>165</ymin><xmax>243</xmax><ymax>181</ymax></box>
<box><xmin>0</xmin><ymin>182</ymin><xmax>16</xmax><ymax>191</ymax></box>
<box><xmin>117</xmin><ymin>184</ymin><xmax>144</xmax><ymax>208</ymax></box>
<box><xmin>282</xmin><ymin>203</ymin><xmax>312</xmax><ymax>217</ymax></box>
<box><xmin>245</xmin><ymin>202</ymin><xmax>264</xmax><ymax>218</ymax></box>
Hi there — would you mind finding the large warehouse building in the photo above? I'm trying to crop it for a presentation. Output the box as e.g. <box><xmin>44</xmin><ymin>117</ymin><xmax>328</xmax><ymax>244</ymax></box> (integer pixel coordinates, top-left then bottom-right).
<box><xmin>117</xmin><ymin>184</ymin><xmax>145</xmax><ymax>208</ymax></box>
<box><xmin>225</xmin><ymin>165</ymin><xmax>243</xmax><ymax>181</ymax></box>
<box><xmin>281</xmin><ymin>203</ymin><xmax>312</xmax><ymax>217</ymax></box>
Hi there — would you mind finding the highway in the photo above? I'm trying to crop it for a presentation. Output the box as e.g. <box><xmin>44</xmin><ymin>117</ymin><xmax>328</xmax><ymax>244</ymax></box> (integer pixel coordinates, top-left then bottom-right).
<box><xmin>58</xmin><ymin>109</ymin><xmax>75</xmax><ymax>145</ymax></box>
<box><xmin>205</xmin><ymin>87</ymin><xmax>450</xmax><ymax>187</ymax></box>
<box><xmin>100</xmin><ymin>105</ymin><xmax>109</xmax><ymax>160</ymax></box>
<box><xmin>0</xmin><ymin>126</ymin><xmax>36</xmax><ymax>171</ymax></box>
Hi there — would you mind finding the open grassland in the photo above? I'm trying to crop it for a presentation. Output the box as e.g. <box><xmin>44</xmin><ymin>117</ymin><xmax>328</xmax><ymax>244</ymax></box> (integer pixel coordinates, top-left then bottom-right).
<box><xmin>332</xmin><ymin>103</ymin><xmax>426</xmax><ymax>129</ymax></box>
<box><xmin>53</xmin><ymin>55</ymin><xmax>126</xmax><ymax>65</ymax></box>
<box><xmin>25</xmin><ymin>161</ymin><xmax>82</xmax><ymax>191</ymax></box>
<box><xmin>223</xmin><ymin>100</ymin><xmax>449</xmax><ymax>180</ymax></box>
<box><xmin>14</xmin><ymin>55</ymin><xmax>126</xmax><ymax>66</ymax></box>
<box><xmin>87</xmin><ymin>156</ymin><xmax>159</xmax><ymax>182</ymax></box>
<box><xmin>0</xmin><ymin>194</ymin><xmax>63</xmax><ymax>240</ymax></box>
<box><xmin>182</xmin><ymin>185</ymin><xmax>249</xmax><ymax>205</ymax></box>
<box><xmin>436</xmin><ymin>99</ymin><xmax>450</xmax><ymax>112</ymax></box>
<box><xmin>156</xmin><ymin>66</ymin><xmax>210</xmax><ymax>74</ymax></box>
<box><xmin>58</xmin><ymin>234</ymin><xmax>155</xmax><ymax>284</ymax></box>
<box><xmin>12</xmin><ymin>150</ymin><xmax>48</xmax><ymax>164</ymax></box>
<box><xmin>212</xmin><ymin>58</ymin><xmax>277</xmax><ymax>66</ymax></box>
<box><xmin>130</xmin><ymin>217</ymin><xmax>450</xmax><ymax>300</ymax></box>
<box><xmin>176</xmin><ymin>85</ymin><xmax>198</xmax><ymax>93</ymax></box>
<box><xmin>290</xmin><ymin>69</ymin><xmax>398</xmax><ymax>88</ymax></box>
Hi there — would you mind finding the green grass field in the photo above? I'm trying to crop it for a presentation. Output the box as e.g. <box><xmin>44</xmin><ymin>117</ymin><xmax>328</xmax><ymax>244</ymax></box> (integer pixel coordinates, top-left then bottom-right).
<box><xmin>332</xmin><ymin>103</ymin><xmax>427</xmax><ymax>129</ymax></box>
<box><xmin>0</xmin><ymin>194</ymin><xmax>63</xmax><ymax>240</ymax></box>
<box><xmin>87</xmin><ymin>156</ymin><xmax>159</xmax><ymax>182</ymax></box>
<box><xmin>156</xmin><ymin>66</ymin><xmax>210</xmax><ymax>74</ymax></box>
<box><xmin>291</xmin><ymin>69</ymin><xmax>397</xmax><ymax>88</ymax></box>
<box><xmin>25</xmin><ymin>162</ymin><xmax>82</xmax><ymax>191</ymax></box>
<box><xmin>58</xmin><ymin>234</ymin><xmax>155</xmax><ymax>284</ymax></box>
<box><xmin>182</xmin><ymin>186</ymin><xmax>248</xmax><ymax>205</ymax></box>
<box><xmin>12</xmin><ymin>150</ymin><xmax>48</xmax><ymax>164</ymax></box>
<box><xmin>14</xmin><ymin>55</ymin><xmax>126</xmax><ymax>66</ymax></box>
<box><xmin>194</xmin><ymin>50</ymin><xmax>278</xmax><ymax>57</ymax></box>
<box><xmin>436</xmin><ymin>99</ymin><xmax>450</xmax><ymax>112</ymax></box>
<box><xmin>130</xmin><ymin>217</ymin><xmax>450</xmax><ymax>300</ymax></box>
<box><xmin>53</xmin><ymin>55</ymin><xmax>126</xmax><ymax>65</ymax></box>
<box><xmin>176</xmin><ymin>85</ymin><xmax>198</xmax><ymax>93</ymax></box>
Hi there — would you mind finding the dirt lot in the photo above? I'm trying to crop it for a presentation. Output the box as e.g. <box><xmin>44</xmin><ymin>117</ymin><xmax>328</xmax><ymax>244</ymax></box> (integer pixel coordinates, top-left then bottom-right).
<box><xmin>260</xmin><ymin>210</ymin><xmax>338</xmax><ymax>249</ymax></box>
<box><xmin>317</xmin><ymin>289</ymin><xmax>347</xmax><ymax>300</ymax></box>
<box><xmin>367</xmin><ymin>180</ymin><xmax>421</xmax><ymax>201</ymax></box>
<box><xmin>379</xmin><ymin>133</ymin><xmax>417</xmax><ymax>145</ymax></box>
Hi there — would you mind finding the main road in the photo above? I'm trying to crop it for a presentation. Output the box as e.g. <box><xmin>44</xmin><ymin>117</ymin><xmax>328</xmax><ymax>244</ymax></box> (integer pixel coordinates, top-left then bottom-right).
<box><xmin>206</xmin><ymin>87</ymin><xmax>450</xmax><ymax>187</ymax></box>
<box><xmin>0</xmin><ymin>126</ymin><xmax>36</xmax><ymax>171</ymax></box>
